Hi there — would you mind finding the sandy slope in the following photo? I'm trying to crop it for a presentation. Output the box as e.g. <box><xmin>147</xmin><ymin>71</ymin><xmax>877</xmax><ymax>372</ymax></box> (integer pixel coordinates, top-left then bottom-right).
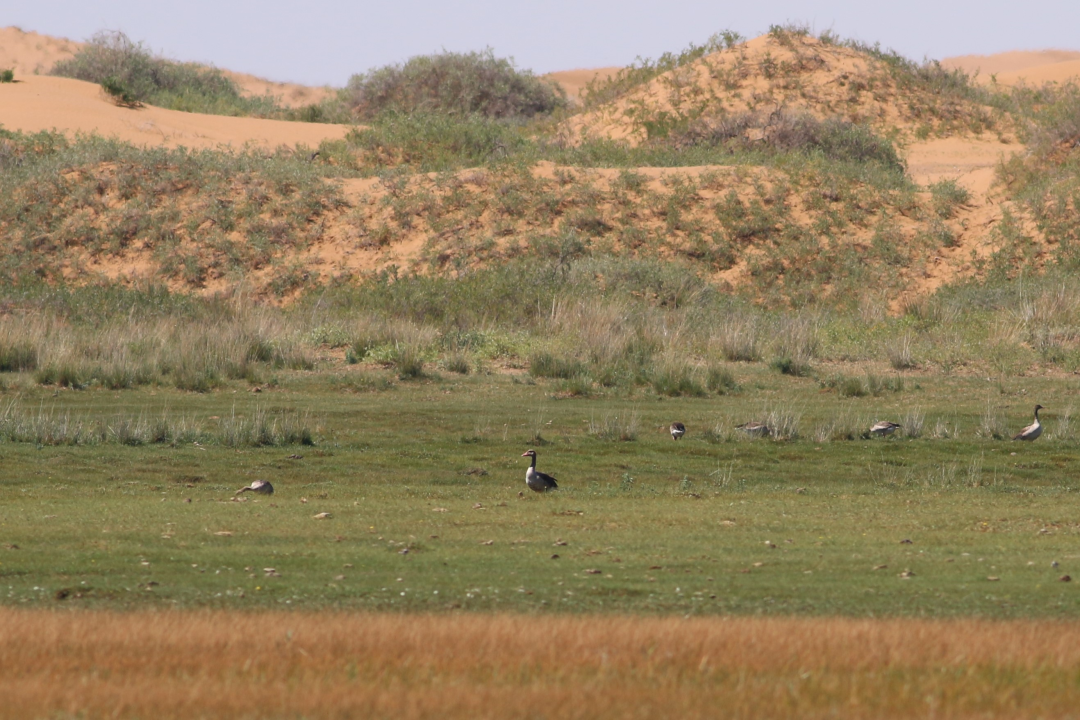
<box><xmin>0</xmin><ymin>26</ymin><xmax>79</xmax><ymax>75</ymax></box>
<box><xmin>0</xmin><ymin>74</ymin><xmax>350</xmax><ymax>149</ymax></box>
<box><xmin>0</xmin><ymin>26</ymin><xmax>331</xmax><ymax>108</ymax></box>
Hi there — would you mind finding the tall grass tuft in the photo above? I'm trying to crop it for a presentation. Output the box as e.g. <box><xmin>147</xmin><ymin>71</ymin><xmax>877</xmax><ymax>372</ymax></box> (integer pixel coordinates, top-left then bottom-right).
<box><xmin>589</xmin><ymin>411</ymin><xmax>640</xmax><ymax>442</ymax></box>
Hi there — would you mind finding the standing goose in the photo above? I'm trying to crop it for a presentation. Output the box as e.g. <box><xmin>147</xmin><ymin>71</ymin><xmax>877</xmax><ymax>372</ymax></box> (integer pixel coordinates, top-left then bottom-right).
<box><xmin>1013</xmin><ymin>404</ymin><xmax>1045</xmax><ymax>441</ymax></box>
<box><xmin>670</xmin><ymin>422</ymin><xmax>686</xmax><ymax>440</ymax></box>
<box><xmin>521</xmin><ymin>450</ymin><xmax>559</xmax><ymax>492</ymax></box>
<box><xmin>870</xmin><ymin>421</ymin><xmax>902</xmax><ymax>437</ymax></box>
<box><xmin>236</xmin><ymin>479</ymin><xmax>274</xmax><ymax>496</ymax></box>
<box><xmin>737</xmin><ymin>421</ymin><xmax>771</xmax><ymax>438</ymax></box>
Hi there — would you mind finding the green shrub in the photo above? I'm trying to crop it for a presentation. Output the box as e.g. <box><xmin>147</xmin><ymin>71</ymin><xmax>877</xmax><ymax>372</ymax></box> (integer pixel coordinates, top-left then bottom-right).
<box><xmin>343</xmin><ymin>49</ymin><xmax>566</xmax><ymax>119</ymax></box>
<box><xmin>0</xmin><ymin>69</ymin><xmax>14</xmax><ymax>83</ymax></box>
<box><xmin>51</xmin><ymin>31</ymin><xmax>282</xmax><ymax>117</ymax></box>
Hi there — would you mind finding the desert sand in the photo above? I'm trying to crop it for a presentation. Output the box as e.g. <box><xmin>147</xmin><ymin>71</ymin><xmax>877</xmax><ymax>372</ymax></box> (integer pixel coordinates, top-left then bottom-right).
<box><xmin>543</xmin><ymin>67</ymin><xmax>620</xmax><ymax>101</ymax></box>
<box><xmin>942</xmin><ymin>49</ymin><xmax>1080</xmax><ymax>85</ymax></box>
<box><xmin>0</xmin><ymin>74</ymin><xmax>350</xmax><ymax>150</ymax></box>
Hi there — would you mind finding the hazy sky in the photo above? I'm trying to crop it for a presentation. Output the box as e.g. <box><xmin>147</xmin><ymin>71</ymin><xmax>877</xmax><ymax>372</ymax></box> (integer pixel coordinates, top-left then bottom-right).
<box><xmin>6</xmin><ymin>1</ymin><xmax>1080</xmax><ymax>86</ymax></box>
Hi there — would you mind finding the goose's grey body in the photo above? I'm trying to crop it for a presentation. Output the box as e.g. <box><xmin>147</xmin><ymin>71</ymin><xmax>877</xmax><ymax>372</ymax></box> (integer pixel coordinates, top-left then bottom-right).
<box><xmin>737</xmin><ymin>421</ymin><xmax>771</xmax><ymax>438</ymax></box>
<box><xmin>670</xmin><ymin>422</ymin><xmax>686</xmax><ymax>440</ymax></box>
<box><xmin>1013</xmin><ymin>405</ymin><xmax>1044</xmax><ymax>441</ymax></box>
<box><xmin>236</xmin><ymin>479</ymin><xmax>274</xmax><ymax>496</ymax></box>
<box><xmin>521</xmin><ymin>450</ymin><xmax>558</xmax><ymax>492</ymax></box>
<box><xmin>870</xmin><ymin>421</ymin><xmax>902</xmax><ymax>437</ymax></box>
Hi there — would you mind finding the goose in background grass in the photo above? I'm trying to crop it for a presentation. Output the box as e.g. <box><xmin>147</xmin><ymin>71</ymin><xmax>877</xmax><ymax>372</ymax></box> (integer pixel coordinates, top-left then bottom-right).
<box><xmin>521</xmin><ymin>450</ymin><xmax>559</xmax><ymax>492</ymax></box>
<box><xmin>670</xmin><ymin>422</ymin><xmax>686</xmax><ymax>440</ymax></box>
<box><xmin>737</xmin><ymin>421</ymin><xmax>771</xmax><ymax>438</ymax></box>
<box><xmin>1013</xmin><ymin>405</ymin><xmax>1044</xmax><ymax>441</ymax></box>
<box><xmin>870</xmin><ymin>421</ymin><xmax>902</xmax><ymax>437</ymax></box>
<box><xmin>236</xmin><ymin>479</ymin><xmax>274</xmax><ymax>496</ymax></box>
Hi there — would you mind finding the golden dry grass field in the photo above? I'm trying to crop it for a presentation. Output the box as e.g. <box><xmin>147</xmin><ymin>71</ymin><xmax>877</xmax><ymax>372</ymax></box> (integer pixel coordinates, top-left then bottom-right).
<box><xmin>5</xmin><ymin>610</ymin><xmax>1080</xmax><ymax>719</ymax></box>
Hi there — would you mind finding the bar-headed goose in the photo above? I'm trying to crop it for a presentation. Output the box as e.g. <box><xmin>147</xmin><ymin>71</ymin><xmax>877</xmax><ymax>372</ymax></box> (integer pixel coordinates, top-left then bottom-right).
<box><xmin>870</xmin><ymin>421</ymin><xmax>902</xmax><ymax>437</ymax></box>
<box><xmin>1013</xmin><ymin>404</ymin><xmax>1044</xmax><ymax>441</ymax></box>
<box><xmin>737</xmin><ymin>421</ymin><xmax>771</xmax><ymax>438</ymax></box>
<box><xmin>521</xmin><ymin>450</ymin><xmax>559</xmax><ymax>492</ymax></box>
<box><xmin>236</xmin><ymin>479</ymin><xmax>274</xmax><ymax>496</ymax></box>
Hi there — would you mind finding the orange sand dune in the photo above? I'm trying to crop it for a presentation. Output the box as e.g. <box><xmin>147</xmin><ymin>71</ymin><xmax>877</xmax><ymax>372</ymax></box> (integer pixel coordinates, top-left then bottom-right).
<box><xmin>544</xmin><ymin>67</ymin><xmax>620</xmax><ymax>101</ymax></box>
<box><xmin>0</xmin><ymin>26</ymin><xmax>79</xmax><ymax>75</ymax></box>
<box><xmin>0</xmin><ymin>26</ymin><xmax>334</xmax><ymax>109</ymax></box>
<box><xmin>222</xmin><ymin>69</ymin><xmax>336</xmax><ymax>108</ymax></box>
<box><xmin>0</xmin><ymin>74</ymin><xmax>351</xmax><ymax>150</ymax></box>
<box><xmin>942</xmin><ymin>49</ymin><xmax>1080</xmax><ymax>85</ymax></box>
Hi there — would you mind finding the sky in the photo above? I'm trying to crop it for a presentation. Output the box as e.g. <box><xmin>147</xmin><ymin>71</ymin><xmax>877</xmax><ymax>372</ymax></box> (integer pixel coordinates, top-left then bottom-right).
<box><xmin>5</xmin><ymin>1</ymin><xmax>1080</xmax><ymax>86</ymax></box>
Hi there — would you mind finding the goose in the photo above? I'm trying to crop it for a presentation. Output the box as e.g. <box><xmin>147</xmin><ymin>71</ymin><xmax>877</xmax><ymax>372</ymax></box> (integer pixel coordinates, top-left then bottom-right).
<box><xmin>737</xmin><ymin>421</ymin><xmax>771</xmax><ymax>438</ymax></box>
<box><xmin>521</xmin><ymin>450</ymin><xmax>559</xmax><ymax>492</ymax></box>
<box><xmin>236</xmin><ymin>479</ymin><xmax>274</xmax><ymax>496</ymax></box>
<box><xmin>1013</xmin><ymin>404</ymin><xmax>1044</xmax><ymax>441</ymax></box>
<box><xmin>870</xmin><ymin>421</ymin><xmax>902</xmax><ymax>437</ymax></box>
<box><xmin>670</xmin><ymin>422</ymin><xmax>686</xmax><ymax>440</ymax></box>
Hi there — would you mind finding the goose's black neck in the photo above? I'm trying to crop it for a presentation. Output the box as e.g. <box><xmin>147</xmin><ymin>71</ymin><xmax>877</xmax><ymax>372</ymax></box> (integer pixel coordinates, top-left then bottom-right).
<box><xmin>529</xmin><ymin>454</ymin><xmax>537</xmax><ymax>470</ymax></box>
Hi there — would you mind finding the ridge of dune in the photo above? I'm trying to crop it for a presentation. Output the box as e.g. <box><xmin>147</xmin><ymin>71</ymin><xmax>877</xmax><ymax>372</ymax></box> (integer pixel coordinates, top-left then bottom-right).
<box><xmin>0</xmin><ymin>26</ymin><xmax>81</xmax><ymax>75</ymax></box>
<box><xmin>543</xmin><ymin>67</ymin><xmax>620</xmax><ymax>101</ymax></box>
<box><xmin>942</xmin><ymin>49</ymin><xmax>1080</xmax><ymax>86</ymax></box>
<box><xmin>0</xmin><ymin>25</ymin><xmax>333</xmax><ymax>109</ymax></box>
<box><xmin>0</xmin><ymin>74</ymin><xmax>350</xmax><ymax>150</ymax></box>
<box><xmin>941</xmin><ymin>50</ymin><xmax>1080</xmax><ymax>77</ymax></box>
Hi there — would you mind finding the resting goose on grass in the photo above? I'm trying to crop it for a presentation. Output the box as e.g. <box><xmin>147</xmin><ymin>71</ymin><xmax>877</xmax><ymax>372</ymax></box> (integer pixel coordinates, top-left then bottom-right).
<box><xmin>235</xmin><ymin>479</ymin><xmax>274</xmax><ymax>496</ymax></box>
<box><xmin>870</xmin><ymin>421</ymin><xmax>902</xmax><ymax>437</ymax></box>
<box><xmin>1013</xmin><ymin>404</ymin><xmax>1044</xmax><ymax>442</ymax></box>
<box><xmin>521</xmin><ymin>450</ymin><xmax>559</xmax><ymax>492</ymax></box>
<box><xmin>670</xmin><ymin>422</ymin><xmax>686</xmax><ymax>440</ymax></box>
<box><xmin>737</xmin><ymin>421</ymin><xmax>771</xmax><ymax>438</ymax></box>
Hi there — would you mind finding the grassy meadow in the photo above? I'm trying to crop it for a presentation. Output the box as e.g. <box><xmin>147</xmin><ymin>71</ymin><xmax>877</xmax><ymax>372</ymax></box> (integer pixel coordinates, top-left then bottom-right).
<box><xmin>2</xmin><ymin>342</ymin><xmax>1079</xmax><ymax>617</ymax></box>
<box><xmin>7</xmin><ymin>22</ymin><xmax>1080</xmax><ymax>718</ymax></box>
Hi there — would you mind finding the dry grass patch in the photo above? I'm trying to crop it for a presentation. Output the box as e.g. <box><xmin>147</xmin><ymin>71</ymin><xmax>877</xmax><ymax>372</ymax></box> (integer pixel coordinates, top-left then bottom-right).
<box><xmin>4</xmin><ymin>611</ymin><xmax>1080</xmax><ymax>719</ymax></box>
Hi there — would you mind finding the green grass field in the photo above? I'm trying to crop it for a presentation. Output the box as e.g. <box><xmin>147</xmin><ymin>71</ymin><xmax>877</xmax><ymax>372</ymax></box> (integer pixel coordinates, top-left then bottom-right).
<box><xmin>3</xmin><ymin>365</ymin><xmax>1078</xmax><ymax>618</ymax></box>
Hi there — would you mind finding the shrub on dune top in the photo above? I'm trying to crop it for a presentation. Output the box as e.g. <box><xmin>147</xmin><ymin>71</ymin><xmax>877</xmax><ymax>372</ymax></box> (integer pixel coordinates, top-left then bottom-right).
<box><xmin>343</xmin><ymin>49</ymin><xmax>566</xmax><ymax>120</ymax></box>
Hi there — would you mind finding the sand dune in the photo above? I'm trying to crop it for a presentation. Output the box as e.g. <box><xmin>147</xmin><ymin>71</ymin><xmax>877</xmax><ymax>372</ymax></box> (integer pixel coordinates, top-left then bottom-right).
<box><xmin>222</xmin><ymin>69</ymin><xmax>336</xmax><ymax>108</ymax></box>
<box><xmin>942</xmin><ymin>49</ymin><xmax>1080</xmax><ymax>85</ymax></box>
<box><xmin>543</xmin><ymin>67</ymin><xmax>620</xmax><ymax>101</ymax></box>
<box><xmin>0</xmin><ymin>74</ymin><xmax>350</xmax><ymax>150</ymax></box>
<box><xmin>0</xmin><ymin>26</ymin><xmax>79</xmax><ymax>75</ymax></box>
<box><xmin>0</xmin><ymin>25</ymin><xmax>332</xmax><ymax>109</ymax></box>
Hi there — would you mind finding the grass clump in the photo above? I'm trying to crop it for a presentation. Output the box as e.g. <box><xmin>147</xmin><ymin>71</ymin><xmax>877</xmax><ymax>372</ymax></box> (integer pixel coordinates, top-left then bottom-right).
<box><xmin>343</xmin><ymin>49</ymin><xmax>565</xmax><ymax>120</ymax></box>
<box><xmin>529</xmin><ymin>352</ymin><xmax>585</xmax><ymax>380</ymax></box>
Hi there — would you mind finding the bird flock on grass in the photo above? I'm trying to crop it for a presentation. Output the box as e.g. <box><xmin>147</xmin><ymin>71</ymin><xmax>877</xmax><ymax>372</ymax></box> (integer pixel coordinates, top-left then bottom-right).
<box><xmin>516</xmin><ymin>404</ymin><xmax>1047</xmax><ymax>494</ymax></box>
<box><xmin>231</xmin><ymin>406</ymin><xmax>1047</xmax><ymax>497</ymax></box>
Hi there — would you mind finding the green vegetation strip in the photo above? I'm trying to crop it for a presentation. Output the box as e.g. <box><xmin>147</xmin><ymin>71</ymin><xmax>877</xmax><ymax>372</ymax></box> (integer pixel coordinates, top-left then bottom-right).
<box><xmin>1</xmin><ymin>368</ymin><xmax>1078</xmax><ymax>617</ymax></box>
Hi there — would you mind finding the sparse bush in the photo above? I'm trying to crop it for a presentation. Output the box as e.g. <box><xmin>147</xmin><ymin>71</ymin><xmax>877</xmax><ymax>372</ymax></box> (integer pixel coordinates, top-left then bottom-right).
<box><xmin>51</xmin><ymin>31</ymin><xmax>282</xmax><ymax>117</ymax></box>
<box><xmin>344</xmin><ymin>49</ymin><xmax>565</xmax><ymax>119</ymax></box>
<box><xmin>0</xmin><ymin>69</ymin><xmax>14</xmax><ymax>83</ymax></box>
<box><xmin>930</xmin><ymin>179</ymin><xmax>970</xmax><ymax>218</ymax></box>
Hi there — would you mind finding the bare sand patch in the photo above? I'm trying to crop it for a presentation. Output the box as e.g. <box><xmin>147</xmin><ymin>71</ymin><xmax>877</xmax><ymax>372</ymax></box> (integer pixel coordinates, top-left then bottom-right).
<box><xmin>0</xmin><ymin>74</ymin><xmax>351</xmax><ymax>150</ymax></box>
